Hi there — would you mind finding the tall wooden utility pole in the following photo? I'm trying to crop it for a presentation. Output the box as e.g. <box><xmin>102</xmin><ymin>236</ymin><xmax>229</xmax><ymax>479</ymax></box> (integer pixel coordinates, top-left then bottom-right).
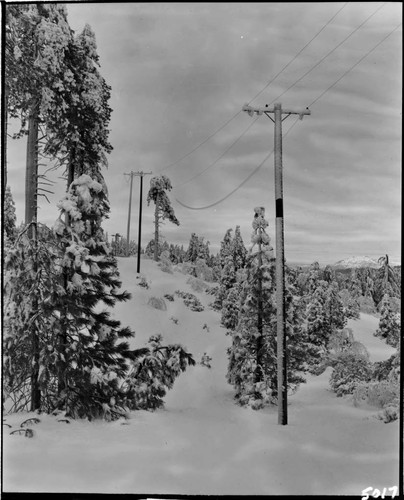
<box><xmin>243</xmin><ymin>102</ymin><xmax>311</xmax><ymax>425</ymax></box>
<box><xmin>124</xmin><ymin>171</ymin><xmax>135</xmax><ymax>257</ymax></box>
<box><xmin>254</xmin><ymin>207</ymin><xmax>265</xmax><ymax>392</ymax></box>
<box><xmin>124</xmin><ymin>171</ymin><xmax>152</xmax><ymax>266</ymax></box>
<box><xmin>136</xmin><ymin>171</ymin><xmax>152</xmax><ymax>272</ymax></box>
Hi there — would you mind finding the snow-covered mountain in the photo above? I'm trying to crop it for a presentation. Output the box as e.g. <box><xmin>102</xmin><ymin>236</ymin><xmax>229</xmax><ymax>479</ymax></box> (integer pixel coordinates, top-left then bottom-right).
<box><xmin>333</xmin><ymin>255</ymin><xmax>381</xmax><ymax>269</ymax></box>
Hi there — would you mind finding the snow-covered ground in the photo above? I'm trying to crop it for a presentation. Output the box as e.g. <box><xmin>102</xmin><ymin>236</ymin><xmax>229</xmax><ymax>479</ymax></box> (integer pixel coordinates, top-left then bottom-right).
<box><xmin>2</xmin><ymin>257</ymin><xmax>399</xmax><ymax>495</ymax></box>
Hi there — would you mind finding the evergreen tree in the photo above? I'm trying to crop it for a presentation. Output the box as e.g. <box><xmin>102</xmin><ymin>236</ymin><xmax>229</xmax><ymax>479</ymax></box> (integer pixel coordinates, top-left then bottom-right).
<box><xmin>4</xmin><ymin>185</ymin><xmax>17</xmax><ymax>243</ymax></box>
<box><xmin>307</xmin><ymin>262</ymin><xmax>323</xmax><ymax>294</ymax></box>
<box><xmin>219</xmin><ymin>228</ymin><xmax>233</xmax><ymax>268</ymax></box>
<box><xmin>372</xmin><ymin>255</ymin><xmax>400</xmax><ymax>308</ymax></box>
<box><xmin>226</xmin><ymin>210</ymin><xmax>315</xmax><ymax>409</ymax></box>
<box><xmin>324</xmin><ymin>281</ymin><xmax>347</xmax><ymax>332</ymax></box>
<box><xmin>147</xmin><ymin>175</ymin><xmax>179</xmax><ymax>261</ymax></box>
<box><xmin>185</xmin><ymin>233</ymin><xmax>210</xmax><ymax>263</ymax></box>
<box><xmin>185</xmin><ymin>233</ymin><xmax>200</xmax><ymax>263</ymax></box>
<box><xmin>5</xmin><ymin>4</ymin><xmax>73</xmax><ymax>227</ymax></box>
<box><xmin>221</xmin><ymin>284</ymin><xmax>242</xmax><ymax>330</ymax></box>
<box><xmin>374</xmin><ymin>294</ymin><xmax>401</xmax><ymax>348</ymax></box>
<box><xmin>213</xmin><ymin>255</ymin><xmax>237</xmax><ymax>310</ymax></box>
<box><xmin>231</xmin><ymin>225</ymin><xmax>247</xmax><ymax>271</ymax></box>
<box><xmin>3</xmin><ymin>224</ymin><xmax>58</xmax><ymax>412</ymax></box>
<box><xmin>47</xmin><ymin>174</ymin><xmax>136</xmax><ymax>419</ymax></box>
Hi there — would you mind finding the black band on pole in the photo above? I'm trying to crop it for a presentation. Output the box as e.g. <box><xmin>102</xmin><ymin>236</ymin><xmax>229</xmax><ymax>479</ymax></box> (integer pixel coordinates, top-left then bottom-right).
<box><xmin>276</xmin><ymin>198</ymin><xmax>283</xmax><ymax>218</ymax></box>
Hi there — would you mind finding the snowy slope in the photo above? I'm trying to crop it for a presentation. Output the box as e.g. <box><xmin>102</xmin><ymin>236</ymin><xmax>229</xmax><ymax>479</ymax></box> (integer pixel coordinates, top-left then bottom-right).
<box><xmin>2</xmin><ymin>257</ymin><xmax>399</xmax><ymax>495</ymax></box>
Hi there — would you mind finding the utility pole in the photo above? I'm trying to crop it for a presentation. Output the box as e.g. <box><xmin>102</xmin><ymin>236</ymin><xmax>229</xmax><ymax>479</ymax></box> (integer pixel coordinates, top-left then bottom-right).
<box><xmin>124</xmin><ymin>171</ymin><xmax>134</xmax><ymax>257</ymax></box>
<box><xmin>136</xmin><ymin>171</ymin><xmax>152</xmax><ymax>272</ymax></box>
<box><xmin>254</xmin><ymin>207</ymin><xmax>265</xmax><ymax>395</ymax></box>
<box><xmin>124</xmin><ymin>171</ymin><xmax>152</xmax><ymax>268</ymax></box>
<box><xmin>243</xmin><ymin>102</ymin><xmax>311</xmax><ymax>425</ymax></box>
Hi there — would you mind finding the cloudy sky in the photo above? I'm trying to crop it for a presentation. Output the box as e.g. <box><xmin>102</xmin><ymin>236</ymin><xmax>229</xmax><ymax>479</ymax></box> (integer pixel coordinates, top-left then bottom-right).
<box><xmin>6</xmin><ymin>2</ymin><xmax>402</xmax><ymax>264</ymax></box>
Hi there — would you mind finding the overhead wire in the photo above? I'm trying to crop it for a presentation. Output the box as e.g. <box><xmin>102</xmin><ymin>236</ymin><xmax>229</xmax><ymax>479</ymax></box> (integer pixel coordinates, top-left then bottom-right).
<box><xmin>308</xmin><ymin>22</ymin><xmax>402</xmax><ymax>107</ymax></box>
<box><xmin>157</xmin><ymin>2</ymin><xmax>349</xmax><ymax>174</ymax></box>
<box><xmin>173</xmin><ymin>116</ymin><xmax>260</xmax><ymax>188</ymax></box>
<box><xmin>173</xmin><ymin>2</ymin><xmax>383</xmax><ymax>189</ymax></box>
<box><xmin>175</xmin><ymin>117</ymin><xmax>301</xmax><ymax>210</ymax></box>
<box><xmin>248</xmin><ymin>1</ymin><xmax>348</xmax><ymax>105</ymax></box>
<box><xmin>175</xmin><ymin>17</ymin><xmax>400</xmax><ymax>211</ymax></box>
<box><xmin>269</xmin><ymin>2</ymin><xmax>386</xmax><ymax>105</ymax></box>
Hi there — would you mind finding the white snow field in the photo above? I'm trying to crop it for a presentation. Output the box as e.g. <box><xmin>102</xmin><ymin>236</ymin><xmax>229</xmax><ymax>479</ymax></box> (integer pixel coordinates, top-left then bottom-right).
<box><xmin>2</xmin><ymin>257</ymin><xmax>399</xmax><ymax>495</ymax></box>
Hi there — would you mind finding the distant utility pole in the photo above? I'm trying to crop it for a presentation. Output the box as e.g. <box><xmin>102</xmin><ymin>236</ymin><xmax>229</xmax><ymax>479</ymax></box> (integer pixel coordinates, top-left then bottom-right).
<box><xmin>111</xmin><ymin>233</ymin><xmax>121</xmax><ymax>256</ymax></box>
<box><xmin>124</xmin><ymin>171</ymin><xmax>152</xmax><ymax>270</ymax></box>
<box><xmin>243</xmin><ymin>102</ymin><xmax>311</xmax><ymax>425</ymax></box>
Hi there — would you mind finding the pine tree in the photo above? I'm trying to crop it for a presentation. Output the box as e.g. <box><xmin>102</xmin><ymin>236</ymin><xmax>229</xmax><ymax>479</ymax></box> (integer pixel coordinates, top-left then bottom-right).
<box><xmin>219</xmin><ymin>228</ymin><xmax>233</xmax><ymax>268</ymax></box>
<box><xmin>372</xmin><ymin>255</ymin><xmax>400</xmax><ymax>309</ymax></box>
<box><xmin>324</xmin><ymin>281</ymin><xmax>347</xmax><ymax>333</ymax></box>
<box><xmin>221</xmin><ymin>284</ymin><xmax>242</xmax><ymax>330</ymax></box>
<box><xmin>185</xmin><ymin>233</ymin><xmax>200</xmax><ymax>263</ymax></box>
<box><xmin>213</xmin><ymin>255</ymin><xmax>237</xmax><ymax>310</ymax></box>
<box><xmin>147</xmin><ymin>175</ymin><xmax>179</xmax><ymax>261</ymax></box>
<box><xmin>231</xmin><ymin>225</ymin><xmax>247</xmax><ymax>271</ymax></box>
<box><xmin>226</xmin><ymin>210</ymin><xmax>315</xmax><ymax>409</ymax></box>
<box><xmin>49</xmin><ymin>174</ymin><xmax>136</xmax><ymax>419</ymax></box>
<box><xmin>4</xmin><ymin>186</ymin><xmax>17</xmax><ymax>243</ymax></box>
<box><xmin>3</xmin><ymin>224</ymin><xmax>59</xmax><ymax>412</ymax></box>
<box><xmin>374</xmin><ymin>294</ymin><xmax>401</xmax><ymax>348</ymax></box>
<box><xmin>5</xmin><ymin>4</ymin><xmax>73</xmax><ymax>227</ymax></box>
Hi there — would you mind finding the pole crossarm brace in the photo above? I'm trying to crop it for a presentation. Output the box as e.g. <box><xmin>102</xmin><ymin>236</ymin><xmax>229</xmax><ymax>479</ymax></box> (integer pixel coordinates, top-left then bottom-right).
<box><xmin>243</xmin><ymin>103</ymin><xmax>311</xmax><ymax>120</ymax></box>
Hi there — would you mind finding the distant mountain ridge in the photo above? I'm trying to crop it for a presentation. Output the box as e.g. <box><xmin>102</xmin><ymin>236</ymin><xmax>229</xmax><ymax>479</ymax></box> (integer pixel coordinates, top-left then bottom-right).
<box><xmin>333</xmin><ymin>255</ymin><xmax>400</xmax><ymax>269</ymax></box>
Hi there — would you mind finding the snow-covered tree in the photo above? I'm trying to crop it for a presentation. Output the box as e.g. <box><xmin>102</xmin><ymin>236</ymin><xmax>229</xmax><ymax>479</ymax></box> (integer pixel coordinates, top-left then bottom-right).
<box><xmin>305</xmin><ymin>280</ymin><xmax>347</xmax><ymax>353</ymax></box>
<box><xmin>226</xmin><ymin>210</ymin><xmax>315</xmax><ymax>409</ymax></box>
<box><xmin>231</xmin><ymin>225</ymin><xmax>247</xmax><ymax>271</ymax></box>
<box><xmin>49</xmin><ymin>174</ymin><xmax>136</xmax><ymax>419</ymax></box>
<box><xmin>3</xmin><ymin>224</ymin><xmax>59</xmax><ymax>412</ymax></box>
<box><xmin>212</xmin><ymin>255</ymin><xmax>237</xmax><ymax>311</ymax></box>
<box><xmin>219</xmin><ymin>228</ymin><xmax>233</xmax><ymax>268</ymax></box>
<box><xmin>339</xmin><ymin>288</ymin><xmax>360</xmax><ymax>320</ymax></box>
<box><xmin>221</xmin><ymin>285</ymin><xmax>241</xmax><ymax>330</ymax></box>
<box><xmin>372</xmin><ymin>255</ymin><xmax>400</xmax><ymax>309</ymax></box>
<box><xmin>5</xmin><ymin>4</ymin><xmax>73</xmax><ymax>227</ymax></box>
<box><xmin>4</xmin><ymin>185</ymin><xmax>17</xmax><ymax>243</ymax></box>
<box><xmin>147</xmin><ymin>175</ymin><xmax>179</xmax><ymax>262</ymax></box>
<box><xmin>329</xmin><ymin>351</ymin><xmax>373</xmax><ymax>397</ymax></box>
<box><xmin>121</xmin><ymin>334</ymin><xmax>195</xmax><ymax>410</ymax></box>
<box><xmin>185</xmin><ymin>233</ymin><xmax>210</xmax><ymax>263</ymax></box>
<box><xmin>324</xmin><ymin>281</ymin><xmax>347</xmax><ymax>332</ymax></box>
<box><xmin>374</xmin><ymin>294</ymin><xmax>401</xmax><ymax>348</ymax></box>
<box><xmin>45</xmin><ymin>23</ymin><xmax>113</xmax><ymax>188</ymax></box>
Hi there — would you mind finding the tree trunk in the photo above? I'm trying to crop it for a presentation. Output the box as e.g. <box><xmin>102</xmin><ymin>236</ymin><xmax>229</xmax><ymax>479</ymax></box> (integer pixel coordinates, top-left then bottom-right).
<box><xmin>25</xmin><ymin>104</ymin><xmax>41</xmax><ymax>411</ymax></box>
<box><xmin>25</xmin><ymin>104</ymin><xmax>39</xmax><ymax>233</ymax></box>
<box><xmin>30</xmin><ymin>224</ymin><xmax>41</xmax><ymax>411</ymax></box>
<box><xmin>3</xmin><ymin>86</ymin><xmax>9</xmax><ymax>188</ymax></box>
<box><xmin>154</xmin><ymin>193</ymin><xmax>159</xmax><ymax>261</ymax></box>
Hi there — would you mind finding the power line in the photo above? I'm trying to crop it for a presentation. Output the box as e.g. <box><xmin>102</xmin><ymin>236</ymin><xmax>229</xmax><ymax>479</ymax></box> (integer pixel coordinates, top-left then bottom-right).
<box><xmin>248</xmin><ymin>2</ymin><xmax>348</xmax><ymax>105</ymax></box>
<box><xmin>174</xmin><ymin>116</ymin><xmax>260</xmax><ymax>188</ymax></box>
<box><xmin>158</xmin><ymin>111</ymin><xmax>243</xmax><ymax>173</ymax></box>
<box><xmin>309</xmin><ymin>22</ymin><xmax>402</xmax><ymax>107</ymax></box>
<box><xmin>175</xmin><ymin>118</ymin><xmax>300</xmax><ymax>210</ymax></box>
<box><xmin>157</xmin><ymin>2</ymin><xmax>349</xmax><ymax>174</ymax></box>
<box><xmin>269</xmin><ymin>2</ymin><xmax>386</xmax><ymax>105</ymax></box>
<box><xmin>169</xmin><ymin>3</ymin><xmax>381</xmax><ymax>187</ymax></box>
<box><xmin>175</xmin><ymin>16</ymin><xmax>400</xmax><ymax>212</ymax></box>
